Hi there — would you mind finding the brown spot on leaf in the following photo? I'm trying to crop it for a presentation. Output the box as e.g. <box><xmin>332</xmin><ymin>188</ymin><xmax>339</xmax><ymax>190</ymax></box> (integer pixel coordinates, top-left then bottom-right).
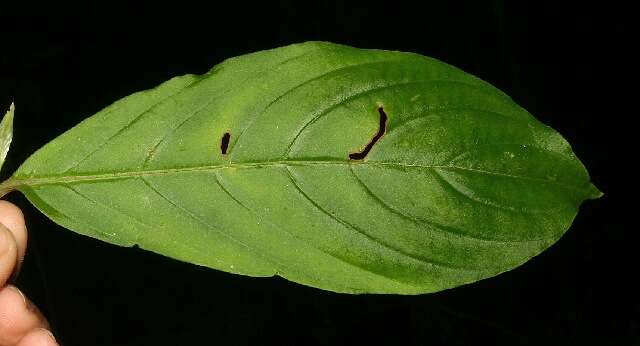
<box><xmin>221</xmin><ymin>132</ymin><xmax>231</xmax><ymax>154</ymax></box>
<box><xmin>349</xmin><ymin>107</ymin><xmax>387</xmax><ymax>160</ymax></box>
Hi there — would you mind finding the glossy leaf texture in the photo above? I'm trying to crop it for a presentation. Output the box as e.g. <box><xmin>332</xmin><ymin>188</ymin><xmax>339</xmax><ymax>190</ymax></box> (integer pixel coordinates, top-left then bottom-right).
<box><xmin>1</xmin><ymin>42</ymin><xmax>601</xmax><ymax>294</ymax></box>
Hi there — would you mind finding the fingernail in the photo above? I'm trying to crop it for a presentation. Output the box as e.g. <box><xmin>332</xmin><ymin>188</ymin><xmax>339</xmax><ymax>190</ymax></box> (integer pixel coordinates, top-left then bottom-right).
<box><xmin>42</xmin><ymin>328</ymin><xmax>57</xmax><ymax>342</ymax></box>
<box><xmin>0</xmin><ymin>222</ymin><xmax>10</xmax><ymax>256</ymax></box>
<box><xmin>35</xmin><ymin>328</ymin><xmax>57</xmax><ymax>344</ymax></box>
<box><xmin>0</xmin><ymin>223</ymin><xmax>19</xmax><ymax>272</ymax></box>
<box><xmin>8</xmin><ymin>285</ymin><xmax>40</xmax><ymax>313</ymax></box>
<box><xmin>7</xmin><ymin>285</ymin><xmax>27</xmax><ymax>306</ymax></box>
<box><xmin>0</xmin><ymin>224</ymin><xmax>21</xmax><ymax>282</ymax></box>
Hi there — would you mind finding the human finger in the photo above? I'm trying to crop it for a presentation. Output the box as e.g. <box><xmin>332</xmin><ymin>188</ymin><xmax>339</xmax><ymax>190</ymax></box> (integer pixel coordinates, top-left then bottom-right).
<box><xmin>16</xmin><ymin>328</ymin><xmax>58</xmax><ymax>346</ymax></box>
<box><xmin>0</xmin><ymin>286</ymin><xmax>49</xmax><ymax>346</ymax></box>
<box><xmin>0</xmin><ymin>223</ymin><xmax>18</xmax><ymax>287</ymax></box>
<box><xmin>0</xmin><ymin>201</ymin><xmax>28</xmax><ymax>277</ymax></box>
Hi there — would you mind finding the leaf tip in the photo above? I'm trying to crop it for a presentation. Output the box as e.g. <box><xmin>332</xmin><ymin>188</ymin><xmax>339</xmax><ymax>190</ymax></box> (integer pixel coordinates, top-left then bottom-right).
<box><xmin>3</xmin><ymin>102</ymin><xmax>14</xmax><ymax>123</ymax></box>
<box><xmin>588</xmin><ymin>183</ymin><xmax>604</xmax><ymax>200</ymax></box>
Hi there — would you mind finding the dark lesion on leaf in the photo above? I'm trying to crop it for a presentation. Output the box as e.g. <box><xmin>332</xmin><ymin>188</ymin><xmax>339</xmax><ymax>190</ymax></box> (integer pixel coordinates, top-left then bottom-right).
<box><xmin>349</xmin><ymin>107</ymin><xmax>387</xmax><ymax>160</ymax></box>
<box><xmin>220</xmin><ymin>132</ymin><xmax>231</xmax><ymax>154</ymax></box>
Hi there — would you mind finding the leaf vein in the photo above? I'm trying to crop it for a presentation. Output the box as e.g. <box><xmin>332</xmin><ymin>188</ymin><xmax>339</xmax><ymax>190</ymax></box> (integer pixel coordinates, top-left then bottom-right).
<box><xmin>231</xmin><ymin>58</ymin><xmax>408</xmax><ymax>154</ymax></box>
<box><xmin>285</xmin><ymin>166</ymin><xmax>476</xmax><ymax>272</ymax></box>
<box><xmin>8</xmin><ymin>160</ymin><xmax>586</xmax><ymax>195</ymax></box>
<box><xmin>63</xmin><ymin>184</ymin><xmax>172</xmax><ymax>248</ymax></box>
<box><xmin>62</xmin><ymin>77</ymin><xmax>203</xmax><ymax>173</ymax></box>
<box><xmin>431</xmin><ymin>168</ymin><xmax>536</xmax><ymax>214</ymax></box>
<box><xmin>348</xmin><ymin>165</ymin><xmax>543</xmax><ymax>244</ymax></box>
<box><xmin>283</xmin><ymin>80</ymin><xmax>503</xmax><ymax>158</ymax></box>
<box><xmin>141</xmin><ymin>100</ymin><xmax>215</xmax><ymax>168</ymax></box>
<box><xmin>138</xmin><ymin>176</ymin><xmax>279</xmax><ymax>271</ymax></box>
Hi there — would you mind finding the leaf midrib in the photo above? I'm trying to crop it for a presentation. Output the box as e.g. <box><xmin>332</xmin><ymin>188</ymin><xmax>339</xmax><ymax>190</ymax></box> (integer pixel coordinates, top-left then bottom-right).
<box><xmin>4</xmin><ymin>159</ymin><xmax>581</xmax><ymax>192</ymax></box>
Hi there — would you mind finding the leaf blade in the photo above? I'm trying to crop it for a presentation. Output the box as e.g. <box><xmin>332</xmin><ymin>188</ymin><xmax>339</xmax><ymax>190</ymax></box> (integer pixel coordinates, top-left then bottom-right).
<box><xmin>3</xmin><ymin>42</ymin><xmax>600</xmax><ymax>294</ymax></box>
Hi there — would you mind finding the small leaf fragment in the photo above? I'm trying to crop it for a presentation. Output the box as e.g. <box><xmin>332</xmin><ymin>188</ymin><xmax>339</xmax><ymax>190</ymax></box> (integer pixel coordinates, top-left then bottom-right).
<box><xmin>0</xmin><ymin>102</ymin><xmax>14</xmax><ymax>172</ymax></box>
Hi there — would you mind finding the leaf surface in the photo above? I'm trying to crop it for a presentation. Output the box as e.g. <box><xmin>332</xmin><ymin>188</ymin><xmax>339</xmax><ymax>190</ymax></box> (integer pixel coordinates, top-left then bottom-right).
<box><xmin>0</xmin><ymin>42</ymin><xmax>601</xmax><ymax>294</ymax></box>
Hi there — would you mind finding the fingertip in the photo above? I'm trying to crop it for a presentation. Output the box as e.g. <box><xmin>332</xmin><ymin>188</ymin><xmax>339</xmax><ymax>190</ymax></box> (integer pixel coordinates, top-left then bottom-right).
<box><xmin>0</xmin><ymin>200</ymin><xmax>27</xmax><ymax>240</ymax></box>
<box><xmin>0</xmin><ymin>200</ymin><xmax>26</xmax><ymax>224</ymax></box>
<box><xmin>0</xmin><ymin>285</ymin><xmax>49</xmax><ymax>345</ymax></box>
<box><xmin>0</xmin><ymin>222</ymin><xmax>18</xmax><ymax>285</ymax></box>
<box><xmin>17</xmin><ymin>328</ymin><xmax>58</xmax><ymax>346</ymax></box>
<box><xmin>0</xmin><ymin>200</ymin><xmax>27</xmax><ymax>270</ymax></box>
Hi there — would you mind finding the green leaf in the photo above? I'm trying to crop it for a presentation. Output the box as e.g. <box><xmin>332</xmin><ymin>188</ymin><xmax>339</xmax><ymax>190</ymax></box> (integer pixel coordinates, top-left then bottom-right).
<box><xmin>0</xmin><ymin>42</ymin><xmax>601</xmax><ymax>294</ymax></box>
<box><xmin>0</xmin><ymin>102</ymin><xmax>14</xmax><ymax>172</ymax></box>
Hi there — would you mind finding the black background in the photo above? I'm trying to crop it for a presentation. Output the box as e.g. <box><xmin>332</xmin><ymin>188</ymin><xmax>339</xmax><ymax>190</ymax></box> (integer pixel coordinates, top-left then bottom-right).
<box><xmin>0</xmin><ymin>1</ymin><xmax>633</xmax><ymax>345</ymax></box>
